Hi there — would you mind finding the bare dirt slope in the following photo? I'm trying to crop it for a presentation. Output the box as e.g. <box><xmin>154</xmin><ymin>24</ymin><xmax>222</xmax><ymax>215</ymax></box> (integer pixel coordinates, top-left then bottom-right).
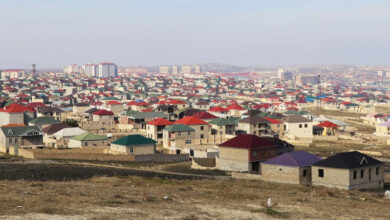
<box><xmin>0</xmin><ymin>161</ymin><xmax>389</xmax><ymax>219</ymax></box>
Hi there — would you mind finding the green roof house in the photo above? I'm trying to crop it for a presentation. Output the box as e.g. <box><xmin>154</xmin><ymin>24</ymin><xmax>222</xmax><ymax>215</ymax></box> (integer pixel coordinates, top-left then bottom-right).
<box><xmin>0</xmin><ymin>125</ymin><xmax>43</xmax><ymax>151</ymax></box>
<box><xmin>110</xmin><ymin>134</ymin><xmax>156</xmax><ymax>155</ymax></box>
<box><xmin>68</xmin><ymin>131</ymin><xmax>108</xmax><ymax>148</ymax></box>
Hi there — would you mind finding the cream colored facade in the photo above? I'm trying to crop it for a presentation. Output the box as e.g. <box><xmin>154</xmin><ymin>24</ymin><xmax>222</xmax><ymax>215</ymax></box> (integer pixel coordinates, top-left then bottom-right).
<box><xmin>375</xmin><ymin>124</ymin><xmax>390</xmax><ymax>136</ymax></box>
<box><xmin>284</xmin><ymin>122</ymin><xmax>313</xmax><ymax>139</ymax></box>
<box><xmin>163</xmin><ymin>130</ymin><xmax>195</xmax><ymax>150</ymax></box>
<box><xmin>110</xmin><ymin>143</ymin><xmax>155</xmax><ymax>155</ymax></box>
<box><xmin>218</xmin><ymin>147</ymin><xmax>250</xmax><ymax>172</ymax></box>
<box><xmin>68</xmin><ymin>139</ymin><xmax>107</xmax><ymax>148</ymax></box>
<box><xmin>311</xmin><ymin>165</ymin><xmax>384</xmax><ymax>190</ymax></box>
<box><xmin>0</xmin><ymin>112</ymin><xmax>24</xmax><ymax>127</ymax></box>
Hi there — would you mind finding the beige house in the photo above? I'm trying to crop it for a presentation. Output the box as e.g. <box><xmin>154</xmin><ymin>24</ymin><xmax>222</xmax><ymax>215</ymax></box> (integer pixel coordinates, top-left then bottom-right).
<box><xmin>106</xmin><ymin>101</ymin><xmax>124</xmax><ymax>115</ymax></box>
<box><xmin>73</xmin><ymin>103</ymin><xmax>90</xmax><ymax>115</ymax></box>
<box><xmin>282</xmin><ymin>115</ymin><xmax>313</xmax><ymax>142</ymax></box>
<box><xmin>218</xmin><ymin>134</ymin><xmax>279</xmax><ymax>172</ymax></box>
<box><xmin>174</xmin><ymin>116</ymin><xmax>210</xmax><ymax>145</ymax></box>
<box><xmin>261</xmin><ymin>151</ymin><xmax>322</xmax><ymax>185</ymax></box>
<box><xmin>146</xmin><ymin>118</ymin><xmax>173</xmax><ymax>144</ymax></box>
<box><xmin>237</xmin><ymin>115</ymin><xmax>271</xmax><ymax>136</ymax></box>
<box><xmin>0</xmin><ymin>126</ymin><xmax>43</xmax><ymax>153</ymax></box>
<box><xmin>163</xmin><ymin>124</ymin><xmax>195</xmax><ymax>153</ymax></box>
<box><xmin>110</xmin><ymin>134</ymin><xmax>156</xmax><ymax>155</ymax></box>
<box><xmin>311</xmin><ymin>151</ymin><xmax>384</xmax><ymax>190</ymax></box>
<box><xmin>375</xmin><ymin>121</ymin><xmax>390</xmax><ymax>136</ymax></box>
<box><xmin>68</xmin><ymin>132</ymin><xmax>108</xmax><ymax>148</ymax></box>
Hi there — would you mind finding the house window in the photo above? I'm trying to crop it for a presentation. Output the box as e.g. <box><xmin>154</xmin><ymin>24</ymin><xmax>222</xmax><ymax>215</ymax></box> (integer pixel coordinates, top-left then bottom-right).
<box><xmin>299</xmin><ymin>124</ymin><xmax>302</xmax><ymax>128</ymax></box>
<box><xmin>187</xmin><ymin>131</ymin><xmax>191</xmax><ymax>135</ymax></box>
<box><xmin>318</xmin><ymin>169</ymin><xmax>324</xmax><ymax>177</ymax></box>
<box><xmin>304</xmin><ymin>124</ymin><xmax>308</xmax><ymax>128</ymax></box>
<box><xmin>360</xmin><ymin>170</ymin><xmax>364</xmax><ymax>178</ymax></box>
<box><xmin>185</xmin><ymin>140</ymin><xmax>191</xmax><ymax>144</ymax></box>
<box><xmin>200</xmin><ymin>134</ymin><xmax>204</xmax><ymax>138</ymax></box>
<box><xmin>9</xmin><ymin>139</ymin><xmax>12</xmax><ymax>144</ymax></box>
<box><xmin>376</xmin><ymin>167</ymin><xmax>380</xmax><ymax>175</ymax></box>
<box><xmin>303</xmin><ymin>169</ymin><xmax>307</xmax><ymax>177</ymax></box>
<box><xmin>353</xmin><ymin>171</ymin><xmax>357</xmax><ymax>179</ymax></box>
<box><xmin>252</xmin><ymin>151</ymin><xmax>258</xmax><ymax>157</ymax></box>
<box><xmin>130</xmin><ymin>148</ymin><xmax>134</xmax><ymax>153</ymax></box>
<box><xmin>178</xmin><ymin>132</ymin><xmax>181</xmax><ymax>136</ymax></box>
<box><xmin>200</xmin><ymin>126</ymin><xmax>204</xmax><ymax>130</ymax></box>
<box><xmin>15</xmin><ymin>138</ymin><xmax>18</xmax><ymax>144</ymax></box>
<box><xmin>85</xmin><ymin>142</ymin><xmax>88</xmax><ymax>146</ymax></box>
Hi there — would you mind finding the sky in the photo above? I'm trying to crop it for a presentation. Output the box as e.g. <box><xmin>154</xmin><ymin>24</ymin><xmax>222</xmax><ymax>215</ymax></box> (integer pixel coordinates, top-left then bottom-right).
<box><xmin>1</xmin><ymin>0</ymin><xmax>389</xmax><ymax>69</ymax></box>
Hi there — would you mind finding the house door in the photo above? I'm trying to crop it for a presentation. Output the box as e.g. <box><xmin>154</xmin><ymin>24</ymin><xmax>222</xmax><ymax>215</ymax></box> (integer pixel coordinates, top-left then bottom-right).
<box><xmin>251</xmin><ymin>162</ymin><xmax>260</xmax><ymax>173</ymax></box>
<box><xmin>168</xmin><ymin>140</ymin><xmax>171</xmax><ymax>147</ymax></box>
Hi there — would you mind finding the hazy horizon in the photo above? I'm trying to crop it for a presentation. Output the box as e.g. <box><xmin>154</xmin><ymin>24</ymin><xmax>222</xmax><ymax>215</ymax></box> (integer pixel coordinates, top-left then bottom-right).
<box><xmin>1</xmin><ymin>0</ymin><xmax>389</xmax><ymax>69</ymax></box>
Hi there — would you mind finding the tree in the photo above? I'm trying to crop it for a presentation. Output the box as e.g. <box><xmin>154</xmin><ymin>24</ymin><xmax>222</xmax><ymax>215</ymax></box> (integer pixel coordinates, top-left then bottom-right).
<box><xmin>63</xmin><ymin>119</ymin><xmax>79</xmax><ymax>127</ymax></box>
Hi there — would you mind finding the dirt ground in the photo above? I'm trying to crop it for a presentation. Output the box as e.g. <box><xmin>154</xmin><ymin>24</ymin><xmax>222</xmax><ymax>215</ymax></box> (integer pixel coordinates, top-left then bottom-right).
<box><xmin>0</xmin><ymin>160</ymin><xmax>389</xmax><ymax>220</ymax></box>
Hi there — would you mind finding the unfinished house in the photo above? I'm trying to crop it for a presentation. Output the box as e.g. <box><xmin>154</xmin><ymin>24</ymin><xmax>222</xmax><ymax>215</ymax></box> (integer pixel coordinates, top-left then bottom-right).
<box><xmin>261</xmin><ymin>151</ymin><xmax>322</xmax><ymax>184</ymax></box>
<box><xmin>311</xmin><ymin>151</ymin><xmax>384</xmax><ymax>190</ymax></box>
<box><xmin>218</xmin><ymin>134</ymin><xmax>280</xmax><ymax>173</ymax></box>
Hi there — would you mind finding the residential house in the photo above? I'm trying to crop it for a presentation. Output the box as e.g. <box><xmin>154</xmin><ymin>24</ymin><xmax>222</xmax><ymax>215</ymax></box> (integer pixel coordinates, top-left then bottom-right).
<box><xmin>146</xmin><ymin>118</ymin><xmax>173</xmax><ymax>144</ymax></box>
<box><xmin>218</xmin><ymin>134</ymin><xmax>280</xmax><ymax>172</ymax></box>
<box><xmin>0</xmin><ymin>125</ymin><xmax>43</xmax><ymax>153</ymax></box>
<box><xmin>68</xmin><ymin>131</ymin><xmax>108</xmax><ymax>148</ymax></box>
<box><xmin>261</xmin><ymin>151</ymin><xmax>322</xmax><ymax>184</ymax></box>
<box><xmin>175</xmin><ymin>116</ymin><xmax>210</xmax><ymax>144</ymax></box>
<box><xmin>28</xmin><ymin>116</ymin><xmax>61</xmax><ymax>130</ymax></box>
<box><xmin>237</xmin><ymin>115</ymin><xmax>272</xmax><ymax>136</ymax></box>
<box><xmin>118</xmin><ymin>111</ymin><xmax>168</xmax><ymax>131</ymax></box>
<box><xmin>110</xmin><ymin>134</ymin><xmax>156</xmax><ymax>155</ymax></box>
<box><xmin>163</xmin><ymin>124</ymin><xmax>195</xmax><ymax>153</ymax></box>
<box><xmin>282</xmin><ymin>115</ymin><xmax>313</xmax><ymax>142</ymax></box>
<box><xmin>0</xmin><ymin>103</ymin><xmax>35</xmax><ymax>127</ymax></box>
<box><xmin>311</xmin><ymin>151</ymin><xmax>384</xmax><ymax>190</ymax></box>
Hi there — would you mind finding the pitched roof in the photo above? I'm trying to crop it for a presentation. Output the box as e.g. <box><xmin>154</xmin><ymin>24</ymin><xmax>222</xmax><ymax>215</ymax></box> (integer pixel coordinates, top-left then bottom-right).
<box><xmin>311</xmin><ymin>151</ymin><xmax>384</xmax><ymax>169</ymax></box>
<box><xmin>52</xmin><ymin>127</ymin><xmax>85</xmax><ymax>139</ymax></box>
<box><xmin>41</xmin><ymin>123</ymin><xmax>71</xmax><ymax>135</ymax></box>
<box><xmin>208</xmin><ymin>106</ymin><xmax>228</xmax><ymax>112</ymax></box>
<box><xmin>38</xmin><ymin>106</ymin><xmax>64</xmax><ymax>114</ymax></box>
<box><xmin>209</xmin><ymin>117</ymin><xmax>239</xmax><ymax>126</ymax></box>
<box><xmin>71</xmin><ymin>132</ymin><xmax>107</xmax><ymax>141</ymax></box>
<box><xmin>263</xmin><ymin>117</ymin><xmax>282</xmax><ymax>124</ymax></box>
<box><xmin>219</xmin><ymin>134</ymin><xmax>276</xmax><ymax>149</ymax></box>
<box><xmin>1</xmin><ymin>126</ymin><xmax>41</xmax><ymax>137</ymax></box>
<box><xmin>0</xmin><ymin>103</ymin><xmax>34</xmax><ymax>113</ymax></box>
<box><xmin>317</xmin><ymin>121</ymin><xmax>339</xmax><ymax>128</ymax></box>
<box><xmin>29</xmin><ymin>116</ymin><xmax>61</xmax><ymax>125</ymax></box>
<box><xmin>112</xmin><ymin>134</ymin><xmax>156</xmax><ymax>146</ymax></box>
<box><xmin>124</xmin><ymin>111</ymin><xmax>168</xmax><ymax>119</ymax></box>
<box><xmin>282</xmin><ymin>115</ymin><xmax>312</xmax><ymax>123</ymax></box>
<box><xmin>193</xmin><ymin>111</ymin><xmax>218</xmax><ymax>120</ymax></box>
<box><xmin>93</xmin><ymin>109</ymin><xmax>114</xmax><ymax>115</ymax></box>
<box><xmin>227</xmin><ymin>104</ymin><xmax>245</xmax><ymax>111</ymax></box>
<box><xmin>239</xmin><ymin>115</ymin><xmax>270</xmax><ymax>124</ymax></box>
<box><xmin>263</xmin><ymin>151</ymin><xmax>322</xmax><ymax>167</ymax></box>
<box><xmin>147</xmin><ymin>118</ymin><xmax>174</xmax><ymax>126</ymax></box>
<box><xmin>175</xmin><ymin>116</ymin><xmax>208</xmax><ymax>125</ymax></box>
<box><xmin>164</xmin><ymin>124</ymin><xmax>195</xmax><ymax>132</ymax></box>
<box><xmin>107</xmin><ymin>100</ymin><xmax>122</xmax><ymax>105</ymax></box>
